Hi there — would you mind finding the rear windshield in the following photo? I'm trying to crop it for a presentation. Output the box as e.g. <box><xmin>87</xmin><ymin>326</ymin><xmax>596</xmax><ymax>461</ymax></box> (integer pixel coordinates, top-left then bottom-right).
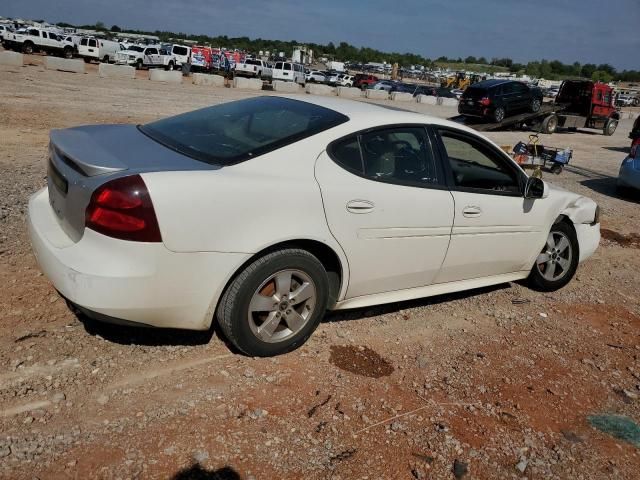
<box><xmin>245</xmin><ymin>59</ymin><xmax>262</xmax><ymax>66</ymax></box>
<box><xmin>139</xmin><ymin>97</ymin><xmax>349</xmax><ymax>166</ymax></box>
<box><xmin>463</xmin><ymin>86</ymin><xmax>488</xmax><ymax>98</ymax></box>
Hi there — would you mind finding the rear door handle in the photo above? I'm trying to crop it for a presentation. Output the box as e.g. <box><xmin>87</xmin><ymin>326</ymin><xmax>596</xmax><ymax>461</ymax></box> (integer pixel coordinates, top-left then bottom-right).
<box><xmin>462</xmin><ymin>205</ymin><xmax>482</xmax><ymax>218</ymax></box>
<box><xmin>346</xmin><ymin>200</ymin><xmax>374</xmax><ymax>214</ymax></box>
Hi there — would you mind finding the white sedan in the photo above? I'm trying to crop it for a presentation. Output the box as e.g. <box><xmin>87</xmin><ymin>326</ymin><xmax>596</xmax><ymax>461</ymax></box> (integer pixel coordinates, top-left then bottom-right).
<box><xmin>28</xmin><ymin>96</ymin><xmax>600</xmax><ymax>356</ymax></box>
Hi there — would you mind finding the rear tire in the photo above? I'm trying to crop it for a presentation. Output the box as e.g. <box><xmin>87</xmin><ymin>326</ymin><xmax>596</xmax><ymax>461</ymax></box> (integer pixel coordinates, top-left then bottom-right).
<box><xmin>528</xmin><ymin>221</ymin><xmax>579</xmax><ymax>292</ymax></box>
<box><xmin>492</xmin><ymin>107</ymin><xmax>505</xmax><ymax>123</ymax></box>
<box><xmin>83</xmin><ymin>57</ymin><xmax>91</xmax><ymax>63</ymax></box>
<box><xmin>64</xmin><ymin>47</ymin><xmax>74</xmax><ymax>59</ymax></box>
<box><xmin>166</xmin><ymin>61</ymin><xmax>175</xmax><ymax>71</ymax></box>
<box><xmin>541</xmin><ymin>114</ymin><xmax>558</xmax><ymax>134</ymax></box>
<box><xmin>136</xmin><ymin>59</ymin><xmax>143</xmax><ymax>70</ymax></box>
<box><xmin>102</xmin><ymin>55</ymin><xmax>110</xmax><ymax>63</ymax></box>
<box><xmin>217</xmin><ymin>249</ymin><xmax>329</xmax><ymax>357</ymax></box>
<box><xmin>22</xmin><ymin>42</ymin><xmax>33</xmax><ymax>54</ymax></box>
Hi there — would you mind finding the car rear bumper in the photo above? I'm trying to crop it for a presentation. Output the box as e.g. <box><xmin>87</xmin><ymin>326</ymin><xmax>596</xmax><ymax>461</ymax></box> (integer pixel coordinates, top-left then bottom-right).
<box><xmin>458</xmin><ymin>103</ymin><xmax>489</xmax><ymax>118</ymax></box>
<box><xmin>575</xmin><ymin>222</ymin><xmax>600</xmax><ymax>263</ymax></box>
<box><xmin>28</xmin><ymin>188</ymin><xmax>251</xmax><ymax>330</ymax></box>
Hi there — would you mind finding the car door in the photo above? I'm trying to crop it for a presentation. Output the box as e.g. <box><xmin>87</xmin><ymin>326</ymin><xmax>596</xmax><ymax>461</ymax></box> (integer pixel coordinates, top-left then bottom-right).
<box><xmin>432</xmin><ymin>127</ymin><xmax>550</xmax><ymax>283</ymax></box>
<box><xmin>315</xmin><ymin>126</ymin><xmax>454</xmax><ymax>298</ymax></box>
<box><xmin>497</xmin><ymin>83</ymin><xmax>515</xmax><ymax>112</ymax></box>
<box><xmin>144</xmin><ymin>48</ymin><xmax>158</xmax><ymax>66</ymax></box>
<box><xmin>512</xmin><ymin>82</ymin><xmax>530</xmax><ymax>111</ymax></box>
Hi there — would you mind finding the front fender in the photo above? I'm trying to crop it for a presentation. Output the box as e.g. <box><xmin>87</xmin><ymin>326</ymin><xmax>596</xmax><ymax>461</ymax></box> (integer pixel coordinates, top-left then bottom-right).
<box><xmin>558</xmin><ymin>195</ymin><xmax>598</xmax><ymax>225</ymax></box>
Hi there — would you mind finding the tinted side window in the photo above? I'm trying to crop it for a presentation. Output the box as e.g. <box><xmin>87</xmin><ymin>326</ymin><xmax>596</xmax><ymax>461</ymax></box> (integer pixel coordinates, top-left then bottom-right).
<box><xmin>81</xmin><ymin>38</ymin><xmax>88</xmax><ymax>46</ymax></box>
<box><xmin>501</xmin><ymin>83</ymin><xmax>515</xmax><ymax>94</ymax></box>
<box><xmin>331</xmin><ymin>128</ymin><xmax>440</xmax><ymax>186</ymax></box>
<box><xmin>146</xmin><ymin>48</ymin><xmax>158</xmax><ymax>55</ymax></box>
<box><xmin>89</xmin><ymin>39</ymin><xmax>97</xmax><ymax>47</ymax></box>
<box><xmin>29</xmin><ymin>29</ymin><xmax>40</xmax><ymax>36</ymax></box>
<box><xmin>331</xmin><ymin>137</ymin><xmax>363</xmax><ymax>172</ymax></box>
<box><xmin>283</xmin><ymin>63</ymin><xmax>292</xmax><ymax>71</ymax></box>
<box><xmin>439</xmin><ymin>130</ymin><xmax>520</xmax><ymax>194</ymax></box>
<box><xmin>513</xmin><ymin>83</ymin><xmax>528</xmax><ymax>94</ymax></box>
<box><xmin>275</xmin><ymin>62</ymin><xmax>283</xmax><ymax>69</ymax></box>
<box><xmin>173</xmin><ymin>46</ymin><xmax>188</xmax><ymax>56</ymax></box>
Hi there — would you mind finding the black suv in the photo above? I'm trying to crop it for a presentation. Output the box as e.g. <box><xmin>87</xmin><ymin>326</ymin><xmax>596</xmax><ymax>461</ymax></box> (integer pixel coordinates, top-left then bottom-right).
<box><xmin>458</xmin><ymin>79</ymin><xmax>543</xmax><ymax>123</ymax></box>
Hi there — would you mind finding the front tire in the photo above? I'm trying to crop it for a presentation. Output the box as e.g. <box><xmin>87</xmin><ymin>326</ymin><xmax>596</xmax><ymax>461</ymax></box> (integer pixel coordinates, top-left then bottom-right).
<box><xmin>528</xmin><ymin>221</ymin><xmax>579</xmax><ymax>291</ymax></box>
<box><xmin>22</xmin><ymin>42</ymin><xmax>33</xmax><ymax>54</ymax></box>
<box><xmin>531</xmin><ymin>98</ymin><xmax>541</xmax><ymax>113</ymax></box>
<box><xmin>603</xmin><ymin>118</ymin><xmax>618</xmax><ymax>136</ymax></box>
<box><xmin>217</xmin><ymin>249</ymin><xmax>329</xmax><ymax>357</ymax></box>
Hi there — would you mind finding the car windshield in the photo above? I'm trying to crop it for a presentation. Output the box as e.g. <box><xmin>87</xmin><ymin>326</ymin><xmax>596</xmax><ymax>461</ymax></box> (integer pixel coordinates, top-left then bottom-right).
<box><xmin>139</xmin><ymin>97</ymin><xmax>349</xmax><ymax>166</ymax></box>
<box><xmin>128</xmin><ymin>46</ymin><xmax>144</xmax><ymax>52</ymax></box>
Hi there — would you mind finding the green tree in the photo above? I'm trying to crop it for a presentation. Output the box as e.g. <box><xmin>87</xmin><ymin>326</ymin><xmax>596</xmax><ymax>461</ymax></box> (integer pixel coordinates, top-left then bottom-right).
<box><xmin>464</xmin><ymin>55</ymin><xmax>477</xmax><ymax>64</ymax></box>
<box><xmin>95</xmin><ymin>21</ymin><xmax>105</xmax><ymax>30</ymax></box>
<box><xmin>581</xmin><ymin>63</ymin><xmax>597</xmax><ymax>79</ymax></box>
<box><xmin>110</xmin><ymin>25</ymin><xmax>121</xmax><ymax>32</ymax></box>
<box><xmin>591</xmin><ymin>70</ymin><xmax>613</xmax><ymax>83</ymax></box>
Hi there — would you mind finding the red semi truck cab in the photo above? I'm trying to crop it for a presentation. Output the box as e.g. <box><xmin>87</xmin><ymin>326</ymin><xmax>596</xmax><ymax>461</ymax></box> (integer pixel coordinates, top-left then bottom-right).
<box><xmin>555</xmin><ymin>80</ymin><xmax>620</xmax><ymax>135</ymax></box>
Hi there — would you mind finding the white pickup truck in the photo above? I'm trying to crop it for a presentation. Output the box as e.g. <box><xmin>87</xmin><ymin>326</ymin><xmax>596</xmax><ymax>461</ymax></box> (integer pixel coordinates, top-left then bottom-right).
<box><xmin>234</xmin><ymin>58</ymin><xmax>272</xmax><ymax>79</ymax></box>
<box><xmin>114</xmin><ymin>45</ymin><xmax>177</xmax><ymax>70</ymax></box>
<box><xmin>4</xmin><ymin>27</ymin><xmax>75</xmax><ymax>58</ymax></box>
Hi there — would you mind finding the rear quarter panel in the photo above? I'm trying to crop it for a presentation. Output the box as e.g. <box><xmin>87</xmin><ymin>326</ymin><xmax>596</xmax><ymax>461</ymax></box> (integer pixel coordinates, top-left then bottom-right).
<box><xmin>142</xmin><ymin>132</ymin><xmax>347</xmax><ymax>257</ymax></box>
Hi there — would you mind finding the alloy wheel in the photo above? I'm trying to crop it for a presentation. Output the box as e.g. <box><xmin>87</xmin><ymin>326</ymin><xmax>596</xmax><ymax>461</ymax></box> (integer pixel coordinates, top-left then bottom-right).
<box><xmin>536</xmin><ymin>231</ymin><xmax>573</xmax><ymax>281</ymax></box>
<box><xmin>247</xmin><ymin>269</ymin><xmax>316</xmax><ymax>343</ymax></box>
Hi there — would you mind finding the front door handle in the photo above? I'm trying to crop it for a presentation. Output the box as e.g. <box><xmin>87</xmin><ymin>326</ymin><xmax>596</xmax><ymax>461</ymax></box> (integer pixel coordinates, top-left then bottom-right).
<box><xmin>346</xmin><ymin>200</ymin><xmax>374</xmax><ymax>214</ymax></box>
<box><xmin>462</xmin><ymin>205</ymin><xmax>482</xmax><ymax>218</ymax></box>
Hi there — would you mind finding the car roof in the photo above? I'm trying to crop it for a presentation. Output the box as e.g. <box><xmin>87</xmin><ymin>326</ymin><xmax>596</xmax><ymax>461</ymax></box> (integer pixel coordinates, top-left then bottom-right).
<box><xmin>277</xmin><ymin>95</ymin><xmax>477</xmax><ymax>133</ymax></box>
<box><xmin>471</xmin><ymin>79</ymin><xmax>515</xmax><ymax>88</ymax></box>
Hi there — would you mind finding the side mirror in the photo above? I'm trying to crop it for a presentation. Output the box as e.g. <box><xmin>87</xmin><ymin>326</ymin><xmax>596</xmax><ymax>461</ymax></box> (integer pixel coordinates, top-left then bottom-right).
<box><xmin>524</xmin><ymin>176</ymin><xmax>548</xmax><ymax>199</ymax></box>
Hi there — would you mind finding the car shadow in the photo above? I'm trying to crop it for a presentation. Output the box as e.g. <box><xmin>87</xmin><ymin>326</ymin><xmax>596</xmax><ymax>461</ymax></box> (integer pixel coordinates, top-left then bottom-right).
<box><xmin>171</xmin><ymin>463</ymin><xmax>241</xmax><ymax>480</ymax></box>
<box><xmin>73</xmin><ymin>282</ymin><xmax>512</xmax><ymax>349</ymax></box>
<box><xmin>77</xmin><ymin>311</ymin><xmax>215</xmax><ymax>347</ymax></box>
<box><xmin>323</xmin><ymin>283</ymin><xmax>508</xmax><ymax>324</ymax></box>
<box><xmin>580</xmin><ymin>177</ymin><xmax>640</xmax><ymax>203</ymax></box>
<box><xmin>564</xmin><ymin>164</ymin><xmax>614</xmax><ymax>180</ymax></box>
<box><xmin>602</xmin><ymin>146</ymin><xmax>630</xmax><ymax>154</ymax></box>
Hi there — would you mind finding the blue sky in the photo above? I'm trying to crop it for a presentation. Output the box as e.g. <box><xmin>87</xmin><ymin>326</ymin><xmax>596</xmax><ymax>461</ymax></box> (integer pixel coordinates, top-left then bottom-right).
<box><xmin>2</xmin><ymin>0</ymin><xmax>638</xmax><ymax>69</ymax></box>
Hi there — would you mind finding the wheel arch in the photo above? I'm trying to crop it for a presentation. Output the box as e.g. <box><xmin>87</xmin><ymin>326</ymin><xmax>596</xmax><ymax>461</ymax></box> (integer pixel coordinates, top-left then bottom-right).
<box><xmin>207</xmin><ymin>238</ymin><xmax>348</xmax><ymax>329</ymax></box>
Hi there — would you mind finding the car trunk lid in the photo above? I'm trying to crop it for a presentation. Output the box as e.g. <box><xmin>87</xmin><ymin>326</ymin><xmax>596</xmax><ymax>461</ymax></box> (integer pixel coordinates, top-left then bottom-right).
<box><xmin>47</xmin><ymin>124</ymin><xmax>218</xmax><ymax>243</ymax></box>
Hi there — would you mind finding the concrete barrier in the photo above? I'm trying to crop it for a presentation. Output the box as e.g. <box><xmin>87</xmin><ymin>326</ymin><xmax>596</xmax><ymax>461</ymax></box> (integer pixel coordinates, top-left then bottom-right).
<box><xmin>336</xmin><ymin>86</ymin><xmax>362</xmax><ymax>98</ymax></box>
<box><xmin>273</xmin><ymin>81</ymin><xmax>302</xmax><ymax>93</ymax></box>
<box><xmin>390</xmin><ymin>92</ymin><xmax>414</xmax><ymax>102</ymax></box>
<box><xmin>233</xmin><ymin>77</ymin><xmax>263</xmax><ymax>90</ymax></box>
<box><xmin>149</xmin><ymin>70</ymin><xmax>182</xmax><ymax>83</ymax></box>
<box><xmin>45</xmin><ymin>57</ymin><xmax>85</xmax><ymax>74</ymax></box>
<box><xmin>98</xmin><ymin>63</ymin><xmax>135</xmax><ymax>79</ymax></box>
<box><xmin>365</xmin><ymin>89</ymin><xmax>389</xmax><ymax>100</ymax></box>
<box><xmin>192</xmin><ymin>73</ymin><xmax>225</xmax><ymax>87</ymax></box>
<box><xmin>440</xmin><ymin>97</ymin><xmax>459</xmax><ymax>107</ymax></box>
<box><xmin>0</xmin><ymin>51</ymin><xmax>23</xmax><ymax>67</ymax></box>
<box><xmin>416</xmin><ymin>94</ymin><xmax>438</xmax><ymax>105</ymax></box>
<box><xmin>306</xmin><ymin>84</ymin><xmax>334</xmax><ymax>96</ymax></box>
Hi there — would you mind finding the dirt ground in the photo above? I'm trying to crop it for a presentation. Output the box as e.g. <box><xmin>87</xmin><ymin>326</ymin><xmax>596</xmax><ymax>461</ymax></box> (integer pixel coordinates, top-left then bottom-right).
<box><xmin>1</xmin><ymin>52</ymin><xmax>639</xmax><ymax>480</ymax></box>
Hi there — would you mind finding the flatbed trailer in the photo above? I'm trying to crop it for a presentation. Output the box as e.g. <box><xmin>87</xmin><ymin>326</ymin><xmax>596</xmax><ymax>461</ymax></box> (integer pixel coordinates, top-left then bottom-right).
<box><xmin>450</xmin><ymin>81</ymin><xmax>620</xmax><ymax>136</ymax></box>
<box><xmin>448</xmin><ymin>103</ymin><xmax>563</xmax><ymax>133</ymax></box>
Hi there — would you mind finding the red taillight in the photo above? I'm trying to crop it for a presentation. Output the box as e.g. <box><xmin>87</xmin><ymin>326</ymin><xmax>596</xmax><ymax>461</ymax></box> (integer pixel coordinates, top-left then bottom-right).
<box><xmin>480</xmin><ymin>97</ymin><xmax>491</xmax><ymax>106</ymax></box>
<box><xmin>85</xmin><ymin>175</ymin><xmax>162</xmax><ymax>242</ymax></box>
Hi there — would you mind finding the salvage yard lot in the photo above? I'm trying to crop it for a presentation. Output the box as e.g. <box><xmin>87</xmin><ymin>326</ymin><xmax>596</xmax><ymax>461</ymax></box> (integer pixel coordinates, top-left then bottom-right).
<box><xmin>1</xmin><ymin>52</ymin><xmax>640</xmax><ymax>479</ymax></box>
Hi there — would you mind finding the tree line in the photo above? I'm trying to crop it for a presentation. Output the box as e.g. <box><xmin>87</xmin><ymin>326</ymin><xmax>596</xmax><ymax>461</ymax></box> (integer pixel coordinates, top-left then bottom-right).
<box><xmin>58</xmin><ymin>21</ymin><xmax>640</xmax><ymax>82</ymax></box>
